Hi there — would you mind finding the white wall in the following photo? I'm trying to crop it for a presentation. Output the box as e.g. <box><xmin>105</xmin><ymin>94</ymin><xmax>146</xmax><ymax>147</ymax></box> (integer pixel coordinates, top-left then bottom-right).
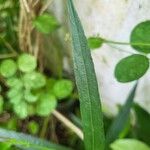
<box><xmin>52</xmin><ymin>0</ymin><xmax>150</xmax><ymax>115</ymax></box>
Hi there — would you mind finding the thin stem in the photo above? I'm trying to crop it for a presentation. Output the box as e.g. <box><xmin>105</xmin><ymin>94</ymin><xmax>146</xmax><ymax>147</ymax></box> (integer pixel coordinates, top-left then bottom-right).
<box><xmin>40</xmin><ymin>117</ymin><xmax>50</xmax><ymax>138</ymax></box>
<box><xmin>22</xmin><ymin>0</ymin><xmax>30</xmax><ymax>13</ymax></box>
<box><xmin>52</xmin><ymin>110</ymin><xmax>83</xmax><ymax>140</ymax></box>
<box><xmin>104</xmin><ymin>39</ymin><xmax>150</xmax><ymax>46</ymax></box>
<box><xmin>40</xmin><ymin>0</ymin><xmax>53</xmax><ymax>14</ymax></box>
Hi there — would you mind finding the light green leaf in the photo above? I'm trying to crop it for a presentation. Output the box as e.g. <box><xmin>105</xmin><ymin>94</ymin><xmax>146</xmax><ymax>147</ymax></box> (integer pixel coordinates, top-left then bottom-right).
<box><xmin>67</xmin><ymin>0</ymin><xmax>105</xmax><ymax>150</ymax></box>
<box><xmin>53</xmin><ymin>79</ymin><xmax>73</xmax><ymax>100</ymax></box>
<box><xmin>106</xmin><ymin>83</ymin><xmax>137</xmax><ymax>147</ymax></box>
<box><xmin>6</xmin><ymin>78</ymin><xmax>23</xmax><ymax>88</ymax></box>
<box><xmin>88</xmin><ymin>37</ymin><xmax>104</xmax><ymax>49</ymax></box>
<box><xmin>33</xmin><ymin>13</ymin><xmax>60</xmax><ymax>34</ymax></box>
<box><xmin>24</xmin><ymin>89</ymin><xmax>38</xmax><ymax>103</ymax></box>
<box><xmin>115</xmin><ymin>54</ymin><xmax>149</xmax><ymax>82</ymax></box>
<box><xmin>13</xmin><ymin>102</ymin><xmax>28</xmax><ymax>119</ymax></box>
<box><xmin>9</xmin><ymin>93</ymin><xmax>23</xmax><ymax>105</ymax></box>
<box><xmin>36</xmin><ymin>94</ymin><xmax>57</xmax><ymax>117</ymax></box>
<box><xmin>0</xmin><ymin>59</ymin><xmax>17</xmax><ymax>78</ymax></box>
<box><xmin>18</xmin><ymin>54</ymin><xmax>37</xmax><ymax>73</ymax></box>
<box><xmin>110</xmin><ymin>139</ymin><xmax>150</xmax><ymax>150</ymax></box>
<box><xmin>23</xmin><ymin>72</ymin><xmax>46</xmax><ymax>89</ymax></box>
<box><xmin>7</xmin><ymin>88</ymin><xmax>22</xmax><ymax>99</ymax></box>
<box><xmin>0</xmin><ymin>128</ymin><xmax>72</xmax><ymax>150</ymax></box>
<box><xmin>130</xmin><ymin>21</ymin><xmax>150</xmax><ymax>53</ymax></box>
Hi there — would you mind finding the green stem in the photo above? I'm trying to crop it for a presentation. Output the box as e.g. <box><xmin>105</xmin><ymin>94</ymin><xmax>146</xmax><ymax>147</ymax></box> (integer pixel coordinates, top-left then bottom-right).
<box><xmin>104</xmin><ymin>39</ymin><xmax>150</xmax><ymax>46</ymax></box>
<box><xmin>40</xmin><ymin>117</ymin><xmax>50</xmax><ymax>138</ymax></box>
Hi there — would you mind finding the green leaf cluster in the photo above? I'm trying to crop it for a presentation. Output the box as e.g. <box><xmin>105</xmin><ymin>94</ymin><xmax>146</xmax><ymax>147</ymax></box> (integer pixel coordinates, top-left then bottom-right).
<box><xmin>0</xmin><ymin>53</ymin><xmax>74</xmax><ymax>119</ymax></box>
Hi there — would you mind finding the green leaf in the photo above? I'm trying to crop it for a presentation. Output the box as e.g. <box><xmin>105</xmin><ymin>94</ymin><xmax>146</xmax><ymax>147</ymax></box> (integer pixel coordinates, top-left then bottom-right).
<box><xmin>9</xmin><ymin>93</ymin><xmax>23</xmax><ymax>105</ymax></box>
<box><xmin>0</xmin><ymin>128</ymin><xmax>72</xmax><ymax>150</ymax></box>
<box><xmin>53</xmin><ymin>79</ymin><xmax>73</xmax><ymax>100</ymax></box>
<box><xmin>0</xmin><ymin>59</ymin><xmax>17</xmax><ymax>78</ymax></box>
<box><xmin>7</xmin><ymin>88</ymin><xmax>22</xmax><ymax>99</ymax></box>
<box><xmin>88</xmin><ymin>37</ymin><xmax>104</xmax><ymax>49</ymax></box>
<box><xmin>115</xmin><ymin>54</ymin><xmax>149</xmax><ymax>82</ymax></box>
<box><xmin>0</xmin><ymin>142</ymin><xmax>12</xmax><ymax>150</ymax></box>
<box><xmin>106</xmin><ymin>83</ymin><xmax>137</xmax><ymax>147</ymax></box>
<box><xmin>24</xmin><ymin>89</ymin><xmax>38</xmax><ymax>103</ymax></box>
<box><xmin>134</xmin><ymin>104</ymin><xmax>150</xmax><ymax>145</ymax></box>
<box><xmin>110</xmin><ymin>139</ymin><xmax>150</xmax><ymax>150</ymax></box>
<box><xmin>67</xmin><ymin>0</ymin><xmax>105</xmax><ymax>150</ymax></box>
<box><xmin>6</xmin><ymin>78</ymin><xmax>23</xmax><ymax>88</ymax></box>
<box><xmin>33</xmin><ymin>13</ymin><xmax>60</xmax><ymax>34</ymax></box>
<box><xmin>130</xmin><ymin>21</ymin><xmax>150</xmax><ymax>53</ymax></box>
<box><xmin>36</xmin><ymin>94</ymin><xmax>57</xmax><ymax>117</ymax></box>
<box><xmin>23</xmin><ymin>72</ymin><xmax>46</xmax><ymax>89</ymax></box>
<box><xmin>27</xmin><ymin>121</ymin><xmax>39</xmax><ymax>135</ymax></box>
<box><xmin>18</xmin><ymin>54</ymin><xmax>37</xmax><ymax>73</ymax></box>
<box><xmin>13</xmin><ymin>102</ymin><xmax>28</xmax><ymax>119</ymax></box>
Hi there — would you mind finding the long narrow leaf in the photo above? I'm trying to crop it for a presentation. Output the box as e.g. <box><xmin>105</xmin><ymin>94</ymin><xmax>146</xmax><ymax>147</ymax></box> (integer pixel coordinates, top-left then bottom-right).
<box><xmin>67</xmin><ymin>0</ymin><xmax>105</xmax><ymax>150</ymax></box>
<box><xmin>106</xmin><ymin>83</ymin><xmax>138</xmax><ymax>148</ymax></box>
<box><xmin>0</xmin><ymin>128</ymin><xmax>72</xmax><ymax>150</ymax></box>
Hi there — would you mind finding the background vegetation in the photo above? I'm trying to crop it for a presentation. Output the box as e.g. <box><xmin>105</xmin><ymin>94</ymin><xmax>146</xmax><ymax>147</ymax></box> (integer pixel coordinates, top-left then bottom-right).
<box><xmin>0</xmin><ymin>0</ymin><xmax>149</xmax><ymax>150</ymax></box>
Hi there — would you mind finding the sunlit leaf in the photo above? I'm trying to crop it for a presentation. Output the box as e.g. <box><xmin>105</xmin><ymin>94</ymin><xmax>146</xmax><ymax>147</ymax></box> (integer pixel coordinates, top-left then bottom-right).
<box><xmin>0</xmin><ymin>59</ymin><xmax>17</xmax><ymax>78</ymax></box>
<box><xmin>110</xmin><ymin>139</ymin><xmax>150</xmax><ymax>150</ymax></box>
<box><xmin>33</xmin><ymin>13</ymin><xmax>60</xmax><ymax>34</ymax></box>
<box><xmin>53</xmin><ymin>79</ymin><xmax>73</xmax><ymax>100</ymax></box>
<box><xmin>6</xmin><ymin>78</ymin><xmax>23</xmax><ymax>88</ymax></box>
<box><xmin>13</xmin><ymin>102</ymin><xmax>28</xmax><ymax>119</ymax></box>
<box><xmin>36</xmin><ymin>94</ymin><xmax>57</xmax><ymax>117</ymax></box>
<box><xmin>130</xmin><ymin>21</ymin><xmax>150</xmax><ymax>53</ymax></box>
<box><xmin>23</xmin><ymin>72</ymin><xmax>46</xmax><ymax>89</ymax></box>
<box><xmin>115</xmin><ymin>54</ymin><xmax>149</xmax><ymax>82</ymax></box>
<box><xmin>24</xmin><ymin>89</ymin><xmax>38</xmax><ymax>103</ymax></box>
<box><xmin>18</xmin><ymin>54</ymin><xmax>37</xmax><ymax>73</ymax></box>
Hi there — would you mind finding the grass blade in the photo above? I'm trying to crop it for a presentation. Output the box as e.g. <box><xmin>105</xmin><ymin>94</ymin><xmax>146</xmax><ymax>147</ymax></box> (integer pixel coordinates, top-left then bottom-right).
<box><xmin>0</xmin><ymin>128</ymin><xmax>72</xmax><ymax>150</ymax></box>
<box><xmin>67</xmin><ymin>0</ymin><xmax>105</xmax><ymax>150</ymax></box>
<box><xmin>106</xmin><ymin>83</ymin><xmax>138</xmax><ymax>148</ymax></box>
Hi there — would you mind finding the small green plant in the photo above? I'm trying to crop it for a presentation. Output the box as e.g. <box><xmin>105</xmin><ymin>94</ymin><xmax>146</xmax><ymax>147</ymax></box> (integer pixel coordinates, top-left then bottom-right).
<box><xmin>88</xmin><ymin>21</ymin><xmax>150</xmax><ymax>83</ymax></box>
<box><xmin>0</xmin><ymin>53</ymin><xmax>73</xmax><ymax>119</ymax></box>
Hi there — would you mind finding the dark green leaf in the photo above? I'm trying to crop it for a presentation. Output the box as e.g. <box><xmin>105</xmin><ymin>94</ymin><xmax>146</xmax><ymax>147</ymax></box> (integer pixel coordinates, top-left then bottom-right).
<box><xmin>27</xmin><ymin>121</ymin><xmax>39</xmax><ymax>135</ymax></box>
<box><xmin>88</xmin><ymin>37</ymin><xmax>104</xmax><ymax>49</ymax></box>
<box><xmin>106</xmin><ymin>83</ymin><xmax>137</xmax><ymax>147</ymax></box>
<box><xmin>33</xmin><ymin>14</ymin><xmax>60</xmax><ymax>34</ymax></box>
<box><xmin>115</xmin><ymin>54</ymin><xmax>149</xmax><ymax>82</ymax></box>
<box><xmin>0</xmin><ymin>128</ymin><xmax>72</xmax><ymax>150</ymax></box>
<box><xmin>110</xmin><ymin>139</ymin><xmax>150</xmax><ymax>150</ymax></box>
<box><xmin>134</xmin><ymin>104</ymin><xmax>150</xmax><ymax>145</ymax></box>
<box><xmin>130</xmin><ymin>21</ymin><xmax>150</xmax><ymax>53</ymax></box>
<box><xmin>67</xmin><ymin>0</ymin><xmax>105</xmax><ymax>150</ymax></box>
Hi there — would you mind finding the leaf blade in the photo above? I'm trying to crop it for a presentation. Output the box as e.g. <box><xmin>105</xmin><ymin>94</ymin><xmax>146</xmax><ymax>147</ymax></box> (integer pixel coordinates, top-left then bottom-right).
<box><xmin>0</xmin><ymin>128</ymin><xmax>72</xmax><ymax>150</ymax></box>
<box><xmin>67</xmin><ymin>0</ymin><xmax>105</xmax><ymax>150</ymax></box>
<box><xmin>106</xmin><ymin>83</ymin><xmax>138</xmax><ymax>147</ymax></box>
